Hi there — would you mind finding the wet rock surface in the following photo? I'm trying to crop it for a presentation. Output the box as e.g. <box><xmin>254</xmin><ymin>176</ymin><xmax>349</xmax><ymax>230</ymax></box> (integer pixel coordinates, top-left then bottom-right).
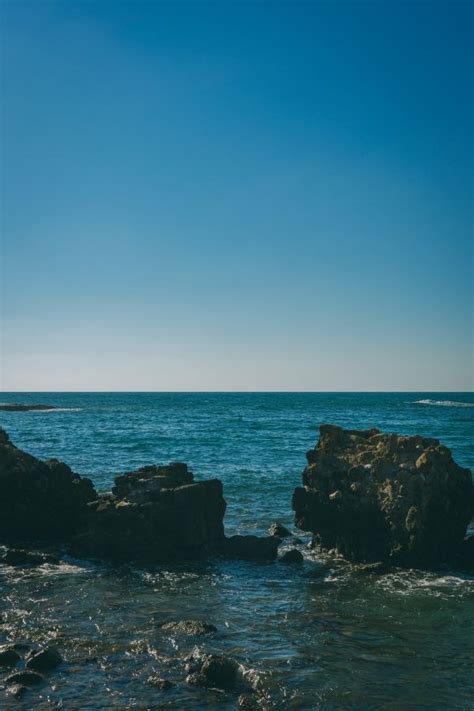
<box><xmin>268</xmin><ymin>522</ymin><xmax>292</xmax><ymax>538</ymax></box>
<box><xmin>293</xmin><ymin>424</ymin><xmax>473</xmax><ymax>567</ymax></box>
<box><xmin>26</xmin><ymin>646</ymin><xmax>62</xmax><ymax>672</ymax></box>
<box><xmin>160</xmin><ymin>620</ymin><xmax>218</xmax><ymax>636</ymax></box>
<box><xmin>279</xmin><ymin>548</ymin><xmax>304</xmax><ymax>564</ymax></box>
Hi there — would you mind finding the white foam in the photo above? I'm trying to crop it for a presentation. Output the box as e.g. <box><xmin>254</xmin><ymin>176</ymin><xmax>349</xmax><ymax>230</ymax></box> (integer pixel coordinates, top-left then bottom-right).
<box><xmin>414</xmin><ymin>399</ymin><xmax>474</xmax><ymax>408</ymax></box>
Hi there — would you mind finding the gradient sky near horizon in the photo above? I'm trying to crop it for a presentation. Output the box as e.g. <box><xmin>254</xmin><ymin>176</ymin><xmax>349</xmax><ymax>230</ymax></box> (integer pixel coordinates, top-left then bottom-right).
<box><xmin>1</xmin><ymin>0</ymin><xmax>473</xmax><ymax>391</ymax></box>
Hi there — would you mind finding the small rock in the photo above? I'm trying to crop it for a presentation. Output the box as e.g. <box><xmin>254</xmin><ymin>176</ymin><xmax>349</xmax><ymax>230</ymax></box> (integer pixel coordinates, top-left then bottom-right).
<box><xmin>6</xmin><ymin>684</ymin><xmax>27</xmax><ymax>699</ymax></box>
<box><xmin>146</xmin><ymin>676</ymin><xmax>173</xmax><ymax>690</ymax></box>
<box><xmin>279</xmin><ymin>548</ymin><xmax>304</xmax><ymax>564</ymax></box>
<box><xmin>26</xmin><ymin>646</ymin><xmax>62</xmax><ymax>672</ymax></box>
<box><xmin>0</xmin><ymin>646</ymin><xmax>21</xmax><ymax>666</ymax></box>
<box><xmin>3</xmin><ymin>549</ymin><xmax>60</xmax><ymax>566</ymax></box>
<box><xmin>268</xmin><ymin>522</ymin><xmax>292</xmax><ymax>538</ymax></box>
<box><xmin>5</xmin><ymin>670</ymin><xmax>44</xmax><ymax>686</ymax></box>
<box><xmin>160</xmin><ymin>620</ymin><xmax>217</xmax><ymax>636</ymax></box>
<box><xmin>199</xmin><ymin>654</ymin><xmax>238</xmax><ymax>689</ymax></box>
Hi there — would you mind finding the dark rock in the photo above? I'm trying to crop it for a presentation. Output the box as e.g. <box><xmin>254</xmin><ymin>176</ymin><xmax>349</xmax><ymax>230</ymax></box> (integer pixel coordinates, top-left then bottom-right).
<box><xmin>0</xmin><ymin>429</ymin><xmax>96</xmax><ymax>541</ymax></box>
<box><xmin>0</xmin><ymin>404</ymin><xmax>57</xmax><ymax>412</ymax></box>
<box><xmin>71</xmin><ymin>472</ymin><xmax>226</xmax><ymax>564</ymax></box>
<box><xmin>3</xmin><ymin>549</ymin><xmax>60</xmax><ymax>566</ymax></box>
<box><xmin>238</xmin><ymin>693</ymin><xmax>259</xmax><ymax>709</ymax></box>
<box><xmin>279</xmin><ymin>548</ymin><xmax>304</xmax><ymax>564</ymax></box>
<box><xmin>113</xmin><ymin>463</ymin><xmax>193</xmax><ymax>500</ymax></box>
<box><xmin>215</xmin><ymin>535</ymin><xmax>280</xmax><ymax>561</ymax></box>
<box><xmin>26</xmin><ymin>646</ymin><xmax>62</xmax><ymax>672</ymax></box>
<box><xmin>193</xmin><ymin>654</ymin><xmax>238</xmax><ymax>690</ymax></box>
<box><xmin>353</xmin><ymin>561</ymin><xmax>391</xmax><ymax>575</ymax></box>
<box><xmin>146</xmin><ymin>676</ymin><xmax>173</xmax><ymax>690</ymax></box>
<box><xmin>160</xmin><ymin>620</ymin><xmax>217</xmax><ymax>636</ymax></box>
<box><xmin>454</xmin><ymin>535</ymin><xmax>474</xmax><ymax>572</ymax></box>
<box><xmin>5</xmin><ymin>670</ymin><xmax>44</xmax><ymax>686</ymax></box>
<box><xmin>293</xmin><ymin>424</ymin><xmax>473</xmax><ymax>567</ymax></box>
<box><xmin>268</xmin><ymin>522</ymin><xmax>292</xmax><ymax>538</ymax></box>
<box><xmin>0</xmin><ymin>646</ymin><xmax>21</xmax><ymax>666</ymax></box>
<box><xmin>6</xmin><ymin>684</ymin><xmax>26</xmax><ymax>699</ymax></box>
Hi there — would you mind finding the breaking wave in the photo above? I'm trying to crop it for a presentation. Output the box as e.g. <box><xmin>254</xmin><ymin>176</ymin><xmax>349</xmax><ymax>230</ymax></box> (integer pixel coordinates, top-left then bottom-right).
<box><xmin>414</xmin><ymin>399</ymin><xmax>474</xmax><ymax>408</ymax></box>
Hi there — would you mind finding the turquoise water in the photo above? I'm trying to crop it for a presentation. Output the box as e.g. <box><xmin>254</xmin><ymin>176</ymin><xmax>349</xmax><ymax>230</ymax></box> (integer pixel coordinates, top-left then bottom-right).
<box><xmin>0</xmin><ymin>392</ymin><xmax>473</xmax><ymax>709</ymax></box>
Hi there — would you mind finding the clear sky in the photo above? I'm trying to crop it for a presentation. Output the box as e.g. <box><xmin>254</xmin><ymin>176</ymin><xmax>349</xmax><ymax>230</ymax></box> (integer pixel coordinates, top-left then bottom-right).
<box><xmin>1</xmin><ymin>0</ymin><xmax>472</xmax><ymax>391</ymax></box>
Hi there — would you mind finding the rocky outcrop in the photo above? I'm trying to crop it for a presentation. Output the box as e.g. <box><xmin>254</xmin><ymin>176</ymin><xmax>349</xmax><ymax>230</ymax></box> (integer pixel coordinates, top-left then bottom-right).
<box><xmin>293</xmin><ymin>424</ymin><xmax>473</xmax><ymax>567</ymax></box>
<box><xmin>0</xmin><ymin>429</ymin><xmax>227</xmax><ymax>564</ymax></box>
<box><xmin>0</xmin><ymin>428</ymin><xmax>96</xmax><ymax>541</ymax></box>
<box><xmin>0</xmin><ymin>404</ymin><xmax>57</xmax><ymax>411</ymax></box>
<box><xmin>70</xmin><ymin>463</ymin><xmax>226</xmax><ymax>563</ymax></box>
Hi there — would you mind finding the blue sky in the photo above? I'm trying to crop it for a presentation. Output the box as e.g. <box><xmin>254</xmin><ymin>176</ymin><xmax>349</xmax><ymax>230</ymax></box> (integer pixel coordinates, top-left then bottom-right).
<box><xmin>1</xmin><ymin>0</ymin><xmax>472</xmax><ymax>391</ymax></box>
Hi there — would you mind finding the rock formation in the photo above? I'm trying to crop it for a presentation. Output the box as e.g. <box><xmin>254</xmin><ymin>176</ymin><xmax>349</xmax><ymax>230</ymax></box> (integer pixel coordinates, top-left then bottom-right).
<box><xmin>293</xmin><ymin>424</ymin><xmax>473</xmax><ymax>567</ymax></box>
<box><xmin>0</xmin><ymin>404</ymin><xmax>58</xmax><ymax>411</ymax></box>
<box><xmin>0</xmin><ymin>428</ymin><xmax>278</xmax><ymax>564</ymax></box>
<box><xmin>0</xmin><ymin>429</ymin><xmax>96</xmax><ymax>540</ymax></box>
<box><xmin>70</xmin><ymin>463</ymin><xmax>226</xmax><ymax>563</ymax></box>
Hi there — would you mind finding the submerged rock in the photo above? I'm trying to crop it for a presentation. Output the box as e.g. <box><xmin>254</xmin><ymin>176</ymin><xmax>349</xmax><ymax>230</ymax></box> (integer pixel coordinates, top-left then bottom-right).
<box><xmin>160</xmin><ymin>620</ymin><xmax>217</xmax><ymax>636</ymax></box>
<box><xmin>5</xmin><ymin>670</ymin><xmax>44</xmax><ymax>686</ymax></box>
<box><xmin>0</xmin><ymin>646</ymin><xmax>21</xmax><ymax>667</ymax></box>
<box><xmin>26</xmin><ymin>646</ymin><xmax>62</xmax><ymax>672</ymax></box>
<box><xmin>279</xmin><ymin>548</ymin><xmax>304</xmax><ymax>564</ymax></box>
<box><xmin>146</xmin><ymin>676</ymin><xmax>174</xmax><ymax>690</ymax></box>
<box><xmin>268</xmin><ymin>522</ymin><xmax>292</xmax><ymax>538</ymax></box>
<box><xmin>292</xmin><ymin>425</ymin><xmax>473</xmax><ymax>567</ymax></box>
<box><xmin>215</xmin><ymin>535</ymin><xmax>280</xmax><ymax>561</ymax></box>
<box><xmin>187</xmin><ymin>652</ymin><xmax>239</xmax><ymax>690</ymax></box>
<box><xmin>0</xmin><ymin>428</ymin><xmax>96</xmax><ymax>541</ymax></box>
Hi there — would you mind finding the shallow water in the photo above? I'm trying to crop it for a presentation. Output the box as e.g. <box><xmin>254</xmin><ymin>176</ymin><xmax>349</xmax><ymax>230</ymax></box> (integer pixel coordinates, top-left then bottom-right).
<box><xmin>0</xmin><ymin>392</ymin><xmax>473</xmax><ymax>709</ymax></box>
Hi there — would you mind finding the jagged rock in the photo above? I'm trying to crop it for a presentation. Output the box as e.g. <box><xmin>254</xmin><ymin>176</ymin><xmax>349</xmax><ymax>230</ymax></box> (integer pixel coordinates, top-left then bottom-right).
<box><xmin>268</xmin><ymin>522</ymin><xmax>292</xmax><ymax>538</ymax></box>
<box><xmin>5</xmin><ymin>670</ymin><xmax>44</xmax><ymax>686</ymax></box>
<box><xmin>146</xmin><ymin>676</ymin><xmax>173</xmax><ymax>690</ymax></box>
<box><xmin>70</xmin><ymin>465</ymin><xmax>226</xmax><ymax>564</ymax></box>
<box><xmin>238</xmin><ymin>693</ymin><xmax>260</xmax><ymax>709</ymax></box>
<box><xmin>2</xmin><ymin>548</ymin><xmax>60</xmax><ymax>566</ymax></box>
<box><xmin>0</xmin><ymin>646</ymin><xmax>21</xmax><ymax>666</ymax></box>
<box><xmin>293</xmin><ymin>425</ymin><xmax>473</xmax><ymax>567</ymax></box>
<box><xmin>455</xmin><ymin>535</ymin><xmax>474</xmax><ymax>572</ymax></box>
<box><xmin>160</xmin><ymin>620</ymin><xmax>217</xmax><ymax>636</ymax></box>
<box><xmin>0</xmin><ymin>404</ymin><xmax>57</xmax><ymax>412</ymax></box>
<box><xmin>186</xmin><ymin>652</ymin><xmax>239</xmax><ymax>689</ymax></box>
<box><xmin>215</xmin><ymin>535</ymin><xmax>280</xmax><ymax>561</ymax></box>
<box><xmin>0</xmin><ymin>429</ymin><xmax>96</xmax><ymax>540</ymax></box>
<box><xmin>279</xmin><ymin>548</ymin><xmax>304</xmax><ymax>564</ymax></box>
<box><xmin>113</xmin><ymin>463</ymin><xmax>193</xmax><ymax>500</ymax></box>
<box><xmin>26</xmin><ymin>646</ymin><xmax>62</xmax><ymax>672</ymax></box>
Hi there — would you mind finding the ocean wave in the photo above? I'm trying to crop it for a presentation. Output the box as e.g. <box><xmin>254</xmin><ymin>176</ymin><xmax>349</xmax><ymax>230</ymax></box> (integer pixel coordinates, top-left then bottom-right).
<box><xmin>414</xmin><ymin>399</ymin><xmax>474</xmax><ymax>408</ymax></box>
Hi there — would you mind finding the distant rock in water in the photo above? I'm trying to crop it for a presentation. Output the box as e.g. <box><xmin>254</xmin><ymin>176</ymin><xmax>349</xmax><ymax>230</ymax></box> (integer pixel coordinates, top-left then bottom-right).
<box><xmin>0</xmin><ymin>428</ymin><xmax>96</xmax><ymax>540</ymax></box>
<box><xmin>0</xmin><ymin>404</ymin><xmax>58</xmax><ymax>412</ymax></box>
<box><xmin>292</xmin><ymin>424</ymin><xmax>473</xmax><ymax>568</ymax></box>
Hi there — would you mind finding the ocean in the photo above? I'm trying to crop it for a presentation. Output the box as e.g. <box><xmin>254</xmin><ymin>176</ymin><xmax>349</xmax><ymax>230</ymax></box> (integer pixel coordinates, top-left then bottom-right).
<box><xmin>0</xmin><ymin>392</ymin><xmax>473</xmax><ymax>709</ymax></box>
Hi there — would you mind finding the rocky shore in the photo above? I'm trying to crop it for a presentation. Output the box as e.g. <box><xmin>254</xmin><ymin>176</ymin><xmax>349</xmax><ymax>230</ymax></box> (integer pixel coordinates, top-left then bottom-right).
<box><xmin>0</xmin><ymin>428</ymin><xmax>281</xmax><ymax>564</ymax></box>
<box><xmin>293</xmin><ymin>424</ymin><xmax>473</xmax><ymax>569</ymax></box>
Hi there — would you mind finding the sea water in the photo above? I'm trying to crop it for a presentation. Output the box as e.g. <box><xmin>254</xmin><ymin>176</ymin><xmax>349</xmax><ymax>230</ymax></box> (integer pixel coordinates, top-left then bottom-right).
<box><xmin>0</xmin><ymin>392</ymin><xmax>473</xmax><ymax>709</ymax></box>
